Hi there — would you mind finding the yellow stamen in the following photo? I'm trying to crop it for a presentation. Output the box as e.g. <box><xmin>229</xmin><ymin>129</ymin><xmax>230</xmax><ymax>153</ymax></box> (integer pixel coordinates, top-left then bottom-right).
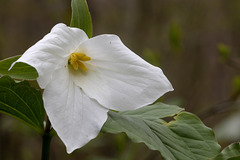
<box><xmin>69</xmin><ymin>53</ymin><xmax>91</xmax><ymax>71</ymax></box>
<box><xmin>75</xmin><ymin>53</ymin><xmax>91</xmax><ymax>61</ymax></box>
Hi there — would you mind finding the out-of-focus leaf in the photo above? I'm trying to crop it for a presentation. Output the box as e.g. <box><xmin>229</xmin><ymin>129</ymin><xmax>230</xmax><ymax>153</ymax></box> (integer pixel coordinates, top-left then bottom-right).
<box><xmin>70</xmin><ymin>0</ymin><xmax>92</xmax><ymax>38</ymax></box>
<box><xmin>142</xmin><ymin>48</ymin><xmax>161</xmax><ymax>67</ymax></box>
<box><xmin>212</xmin><ymin>142</ymin><xmax>240</xmax><ymax>160</ymax></box>
<box><xmin>232</xmin><ymin>76</ymin><xmax>240</xmax><ymax>92</ymax></box>
<box><xmin>102</xmin><ymin>103</ymin><xmax>221</xmax><ymax>160</ymax></box>
<box><xmin>0</xmin><ymin>55</ymin><xmax>38</xmax><ymax>80</ymax></box>
<box><xmin>0</xmin><ymin>76</ymin><xmax>45</xmax><ymax>133</ymax></box>
<box><xmin>218</xmin><ymin>43</ymin><xmax>230</xmax><ymax>61</ymax></box>
<box><xmin>169</xmin><ymin>22</ymin><xmax>182</xmax><ymax>52</ymax></box>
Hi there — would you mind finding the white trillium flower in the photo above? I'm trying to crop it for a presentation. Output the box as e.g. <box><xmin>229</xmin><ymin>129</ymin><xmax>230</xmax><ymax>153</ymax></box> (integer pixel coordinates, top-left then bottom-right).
<box><xmin>11</xmin><ymin>23</ymin><xmax>173</xmax><ymax>153</ymax></box>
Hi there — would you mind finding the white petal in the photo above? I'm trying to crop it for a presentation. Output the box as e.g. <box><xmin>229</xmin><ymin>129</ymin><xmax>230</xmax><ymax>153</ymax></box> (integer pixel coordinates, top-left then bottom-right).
<box><xmin>43</xmin><ymin>67</ymin><xmax>108</xmax><ymax>153</ymax></box>
<box><xmin>72</xmin><ymin>35</ymin><xmax>173</xmax><ymax>111</ymax></box>
<box><xmin>11</xmin><ymin>23</ymin><xmax>88</xmax><ymax>88</ymax></box>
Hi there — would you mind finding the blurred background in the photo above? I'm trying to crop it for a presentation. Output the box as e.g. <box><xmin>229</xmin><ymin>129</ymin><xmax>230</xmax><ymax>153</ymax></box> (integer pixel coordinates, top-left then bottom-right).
<box><xmin>1</xmin><ymin>0</ymin><xmax>240</xmax><ymax>159</ymax></box>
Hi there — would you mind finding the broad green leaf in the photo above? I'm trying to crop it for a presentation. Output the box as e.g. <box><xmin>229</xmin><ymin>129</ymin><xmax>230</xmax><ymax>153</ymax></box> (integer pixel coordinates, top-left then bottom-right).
<box><xmin>212</xmin><ymin>143</ymin><xmax>240</xmax><ymax>160</ymax></box>
<box><xmin>121</xmin><ymin>102</ymin><xmax>183</xmax><ymax>123</ymax></box>
<box><xmin>0</xmin><ymin>56</ymin><xmax>38</xmax><ymax>80</ymax></box>
<box><xmin>102</xmin><ymin>103</ymin><xmax>221</xmax><ymax>160</ymax></box>
<box><xmin>166</xmin><ymin>112</ymin><xmax>221</xmax><ymax>160</ymax></box>
<box><xmin>0</xmin><ymin>76</ymin><xmax>45</xmax><ymax>133</ymax></box>
<box><xmin>70</xmin><ymin>0</ymin><xmax>92</xmax><ymax>38</ymax></box>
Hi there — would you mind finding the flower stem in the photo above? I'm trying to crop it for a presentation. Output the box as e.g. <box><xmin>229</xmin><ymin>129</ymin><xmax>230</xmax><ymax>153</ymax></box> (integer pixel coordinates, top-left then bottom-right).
<box><xmin>41</xmin><ymin>118</ymin><xmax>52</xmax><ymax>160</ymax></box>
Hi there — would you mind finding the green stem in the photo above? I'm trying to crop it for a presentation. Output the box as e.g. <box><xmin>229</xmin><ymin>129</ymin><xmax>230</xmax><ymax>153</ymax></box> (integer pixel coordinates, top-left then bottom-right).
<box><xmin>41</xmin><ymin>118</ymin><xmax>52</xmax><ymax>160</ymax></box>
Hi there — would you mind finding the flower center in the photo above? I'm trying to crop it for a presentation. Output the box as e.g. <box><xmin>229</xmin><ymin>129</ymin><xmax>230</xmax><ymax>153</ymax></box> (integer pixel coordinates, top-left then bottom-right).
<box><xmin>68</xmin><ymin>53</ymin><xmax>91</xmax><ymax>71</ymax></box>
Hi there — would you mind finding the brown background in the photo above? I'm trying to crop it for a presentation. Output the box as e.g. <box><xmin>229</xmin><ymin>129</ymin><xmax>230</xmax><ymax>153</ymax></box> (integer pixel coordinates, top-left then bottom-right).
<box><xmin>1</xmin><ymin>0</ymin><xmax>240</xmax><ymax>159</ymax></box>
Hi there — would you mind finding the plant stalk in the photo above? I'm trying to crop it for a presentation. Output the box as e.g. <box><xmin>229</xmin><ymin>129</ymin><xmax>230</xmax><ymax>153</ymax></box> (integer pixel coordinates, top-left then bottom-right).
<box><xmin>41</xmin><ymin>118</ymin><xmax>52</xmax><ymax>160</ymax></box>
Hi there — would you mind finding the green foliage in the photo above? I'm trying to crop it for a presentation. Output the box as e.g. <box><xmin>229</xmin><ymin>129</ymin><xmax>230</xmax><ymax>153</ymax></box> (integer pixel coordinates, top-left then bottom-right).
<box><xmin>142</xmin><ymin>48</ymin><xmax>161</xmax><ymax>67</ymax></box>
<box><xmin>0</xmin><ymin>76</ymin><xmax>45</xmax><ymax>133</ymax></box>
<box><xmin>169</xmin><ymin>22</ymin><xmax>182</xmax><ymax>52</ymax></box>
<box><xmin>0</xmin><ymin>55</ymin><xmax>38</xmax><ymax>80</ymax></box>
<box><xmin>218</xmin><ymin>43</ymin><xmax>230</xmax><ymax>61</ymax></box>
<box><xmin>102</xmin><ymin>103</ymin><xmax>221</xmax><ymax>160</ymax></box>
<box><xmin>212</xmin><ymin>142</ymin><xmax>240</xmax><ymax>160</ymax></box>
<box><xmin>232</xmin><ymin>76</ymin><xmax>240</xmax><ymax>92</ymax></box>
<box><xmin>70</xmin><ymin>0</ymin><xmax>92</xmax><ymax>38</ymax></box>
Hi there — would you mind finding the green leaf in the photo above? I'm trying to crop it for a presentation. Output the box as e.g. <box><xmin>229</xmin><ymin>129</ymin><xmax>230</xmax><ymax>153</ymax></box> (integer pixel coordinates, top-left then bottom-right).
<box><xmin>169</xmin><ymin>22</ymin><xmax>182</xmax><ymax>52</ymax></box>
<box><xmin>102</xmin><ymin>103</ymin><xmax>221</xmax><ymax>160</ymax></box>
<box><xmin>70</xmin><ymin>0</ymin><xmax>92</xmax><ymax>38</ymax></box>
<box><xmin>212</xmin><ymin>143</ymin><xmax>240</xmax><ymax>160</ymax></box>
<box><xmin>0</xmin><ymin>55</ymin><xmax>38</xmax><ymax>80</ymax></box>
<box><xmin>120</xmin><ymin>102</ymin><xmax>183</xmax><ymax>122</ymax></box>
<box><xmin>0</xmin><ymin>76</ymin><xmax>45</xmax><ymax>133</ymax></box>
<box><xmin>232</xmin><ymin>76</ymin><xmax>240</xmax><ymax>92</ymax></box>
<box><xmin>218</xmin><ymin>43</ymin><xmax>230</xmax><ymax>61</ymax></box>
